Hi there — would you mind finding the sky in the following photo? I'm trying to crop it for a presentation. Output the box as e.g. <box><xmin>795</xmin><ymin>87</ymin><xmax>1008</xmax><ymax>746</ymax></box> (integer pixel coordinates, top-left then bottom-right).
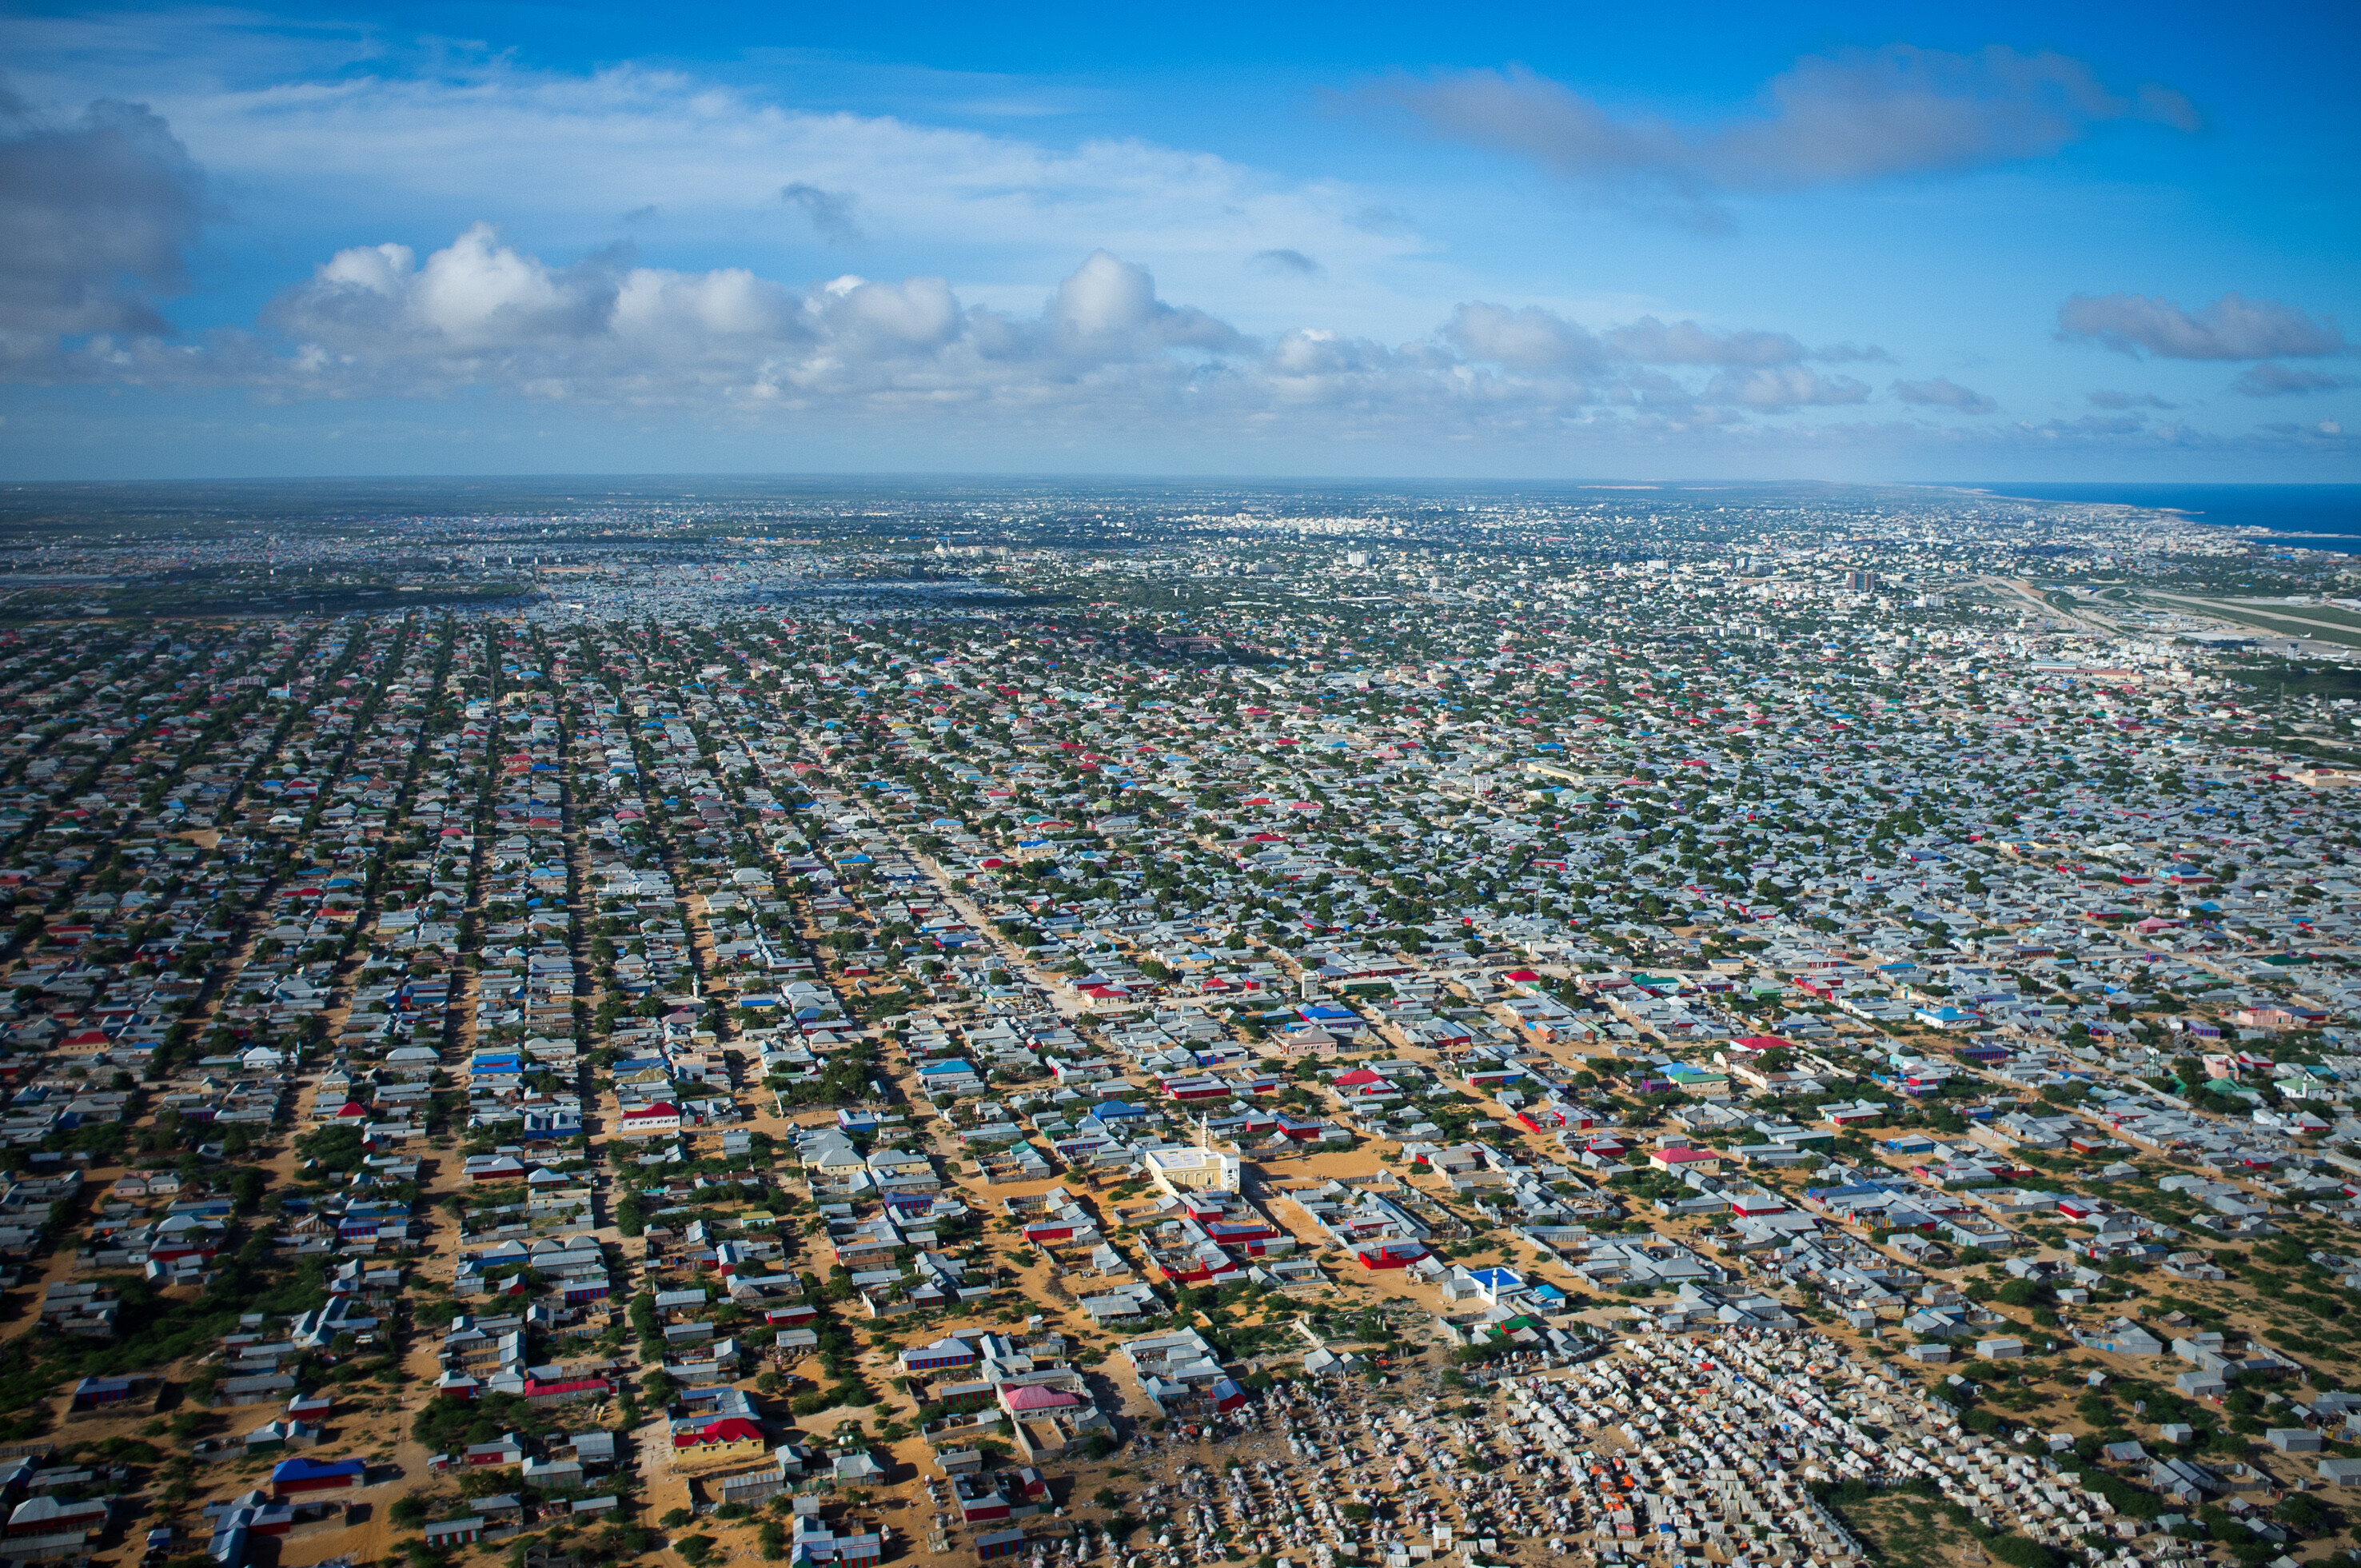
<box><xmin>1</xmin><ymin>0</ymin><xmax>2356</xmax><ymax>481</ymax></box>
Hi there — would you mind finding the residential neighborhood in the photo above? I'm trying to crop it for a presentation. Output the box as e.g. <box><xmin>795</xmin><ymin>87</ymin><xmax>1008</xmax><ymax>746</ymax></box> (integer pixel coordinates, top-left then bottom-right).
<box><xmin>2</xmin><ymin>484</ymin><xmax>2361</xmax><ymax>1568</ymax></box>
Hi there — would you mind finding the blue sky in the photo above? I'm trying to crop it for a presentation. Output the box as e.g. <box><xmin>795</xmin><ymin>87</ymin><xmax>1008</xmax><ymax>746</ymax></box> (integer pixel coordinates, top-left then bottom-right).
<box><xmin>2</xmin><ymin>0</ymin><xmax>2355</xmax><ymax>479</ymax></box>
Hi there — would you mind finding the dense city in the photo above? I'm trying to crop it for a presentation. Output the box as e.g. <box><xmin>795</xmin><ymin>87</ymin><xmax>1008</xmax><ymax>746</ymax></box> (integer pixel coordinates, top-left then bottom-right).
<box><xmin>2</xmin><ymin>480</ymin><xmax>2360</xmax><ymax>1568</ymax></box>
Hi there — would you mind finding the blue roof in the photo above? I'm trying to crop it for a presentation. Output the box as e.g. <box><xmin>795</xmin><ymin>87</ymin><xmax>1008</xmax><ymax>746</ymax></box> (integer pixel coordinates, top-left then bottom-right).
<box><xmin>271</xmin><ymin>1457</ymin><xmax>365</xmax><ymax>1482</ymax></box>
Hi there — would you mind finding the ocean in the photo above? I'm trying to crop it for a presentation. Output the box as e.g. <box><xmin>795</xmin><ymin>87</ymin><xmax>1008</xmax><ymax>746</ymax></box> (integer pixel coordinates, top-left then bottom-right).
<box><xmin>1937</xmin><ymin>482</ymin><xmax>2361</xmax><ymax>540</ymax></box>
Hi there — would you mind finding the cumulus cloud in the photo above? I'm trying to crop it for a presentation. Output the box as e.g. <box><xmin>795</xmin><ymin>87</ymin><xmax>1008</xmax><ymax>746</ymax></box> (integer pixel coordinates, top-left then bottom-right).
<box><xmin>2087</xmin><ymin>388</ymin><xmax>2175</xmax><ymax>409</ymax></box>
<box><xmin>47</xmin><ymin>231</ymin><xmax>1914</xmax><ymax>441</ymax></box>
<box><xmin>1444</xmin><ymin>301</ymin><xmax>1604</xmax><ymax>371</ymax></box>
<box><xmin>1049</xmin><ymin>249</ymin><xmax>1241</xmax><ymax>353</ymax></box>
<box><xmin>1384</xmin><ymin>47</ymin><xmax>2199</xmax><ymax>226</ymax></box>
<box><xmin>1251</xmin><ymin>249</ymin><xmax>1323</xmax><ymax>277</ymax></box>
<box><xmin>235</xmin><ymin>229</ymin><xmax>1272</xmax><ymax>407</ymax></box>
<box><xmin>780</xmin><ymin>182</ymin><xmax>861</xmax><ymax>242</ymax></box>
<box><xmin>58</xmin><ymin>223</ymin><xmax>2278</xmax><ymax>462</ymax></box>
<box><xmin>1892</xmin><ymin>375</ymin><xmax>1996</xmax><ymax>413</ymax></box>
<box><xmin>2056</xmin><ymin>291</ymin><xmax>2347</xmax><ymax>360</ymax></box>
<box><xmin>2231</xmin><ymin>361</ymin><xmax>2357</xmax><ymax>397</ymax></box>
<box><xmin>0</xmin><ymin>85</ymin><xmax>205</xmax><ymax>358</ymax></box>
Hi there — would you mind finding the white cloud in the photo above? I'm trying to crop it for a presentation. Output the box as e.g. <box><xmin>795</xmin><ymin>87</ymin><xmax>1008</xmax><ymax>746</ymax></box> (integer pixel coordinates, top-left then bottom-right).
<box><xmin>1444</xmin><ymin>301</ymin><xmax>1603</xmax><ymax>372</ymax></box>
<box><xmin>54</xmin><ymin>223</ymin><xmax>1964</xmax><ymax>452</ymax></box>
<box><xmin>49</xmin><ymin>54</ymin><xmax>1432</xmax><ymax>341</ymax></box>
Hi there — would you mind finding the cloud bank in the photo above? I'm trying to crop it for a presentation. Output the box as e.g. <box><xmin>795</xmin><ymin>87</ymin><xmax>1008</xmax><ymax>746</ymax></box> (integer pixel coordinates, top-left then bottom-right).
<box><xmin>25</xmin><ymin>219</ymin><xmax>2024</xmax><ymax>448</ymax></box>
<box><xmin>2231</xmin><ymin>362</ymin><xmax>2357</xmax><ymax>397</ymax></box>
<box><xmin>2056</xmin><ymin>291</ymin><xmax>2348</xmax><ymax>359</ymax></box>
<box><xmin>0</xmin><ymin>47</ymin><xmax>2342</xmax><ymax>469</ymax></box>
<box><xmin>1385</xmin><ymin>46</ymin><xmax>2199</xmax><ymax>227</ymax></box>
<box><xmin>1</xmin><ymin>86</ymin><xmax>205</xmax><ymax>363</ymax></box>
<box><xmin>1892</xmin><ymin>376</ymin><xmax>1996</xmax><ymax>413</ymax></box>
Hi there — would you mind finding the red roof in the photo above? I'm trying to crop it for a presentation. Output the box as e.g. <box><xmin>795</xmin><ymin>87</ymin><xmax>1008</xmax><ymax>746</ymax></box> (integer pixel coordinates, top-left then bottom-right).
<box><xmin>524</xmin><ymin>1377</ymin><xmax>611</xmax><ymax>1397</ymax></box>
<box><xmin>675</xmin><ymin>1418</ymin><xmax>764</xmax><ymax>1448</ymax></box>
<box><xmin>624</xmin><ymin>1103</ymin><xmax>680</xmax><ymax>1119</ymax></box>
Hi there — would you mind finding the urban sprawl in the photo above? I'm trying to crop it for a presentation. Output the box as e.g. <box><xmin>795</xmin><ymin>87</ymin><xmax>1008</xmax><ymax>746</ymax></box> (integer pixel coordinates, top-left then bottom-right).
<box><xmin>2</xmin><ymin>482</ymin><xmax>2360</xmax><ymax>1568</ymax></box>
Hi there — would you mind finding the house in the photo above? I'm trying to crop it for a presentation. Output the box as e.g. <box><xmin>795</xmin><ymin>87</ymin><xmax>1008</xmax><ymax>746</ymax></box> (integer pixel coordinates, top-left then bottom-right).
<box><xmin>523</xmin><ymin>1376</ymin><xmax>612</xmax><ymax>1408</ymax></box>
<box><xmin>521</xmin><ymin>1456</ymin><xmax>584</xmax><ymax>1491</ymax></box>
<box><xmin>915</xmin><ymin>1059</ymin><xmax>983</xmax><ymax>1098</ymax></box>
<box><xmin>899</xmin><ymin>1337</ymin><xmax>977</xmax><ymax>1374</ymax></box>
<box><xmin>671</xmin><ymin>1418</ymin><xmax>768</xmax><ymax>1471</ymax></box>
<box><xmin>68</xmin><ymin>1375</ymin><xmax>145</xmax><ymax>1411</ymax></box>
<box><xmin>269</xmin><ymin>1457</ymin><xmax>367</xmax><ymax>1498</ymax></box>
<box><xmin>221</xmin><ymin>1373</ymin><xmax>297</xmax><ymax>1406</ymax></box>
<box><xmin>951</xmin><ymin>1472</ymin><xmax>1015</xmax><ymax>1524</ymax></box>
<box><xmin>2073</xmin><ymin>1319</ymin><xmax>2165</xmax><ymax>1356</ymax></box>
<box><xmin>422</xmin><ymin>1518</ymin><xmax>488</xmax><ymax>1548</ymax></box>
<box><xmin>788</xmin><ymin>1519</ymin><xmax>883</xmax><ymax>1567</ymax></box>
<box><xmin>464</xmin><ymin>1434</ymin><xmax>528</xmax><ymax>1468</ymax></box>
<box><xmin>7</xmin><ymin>1497</ymin><xmax>108</xmax><ymax>1538</ymax></box>
<box><xmin>2148</xmin><ymin>1458</ymin><xmax>2222</xmax><ymax>1506</ymax></box>
<box><xmin>832</xmin><ymin>1450</ymin><xmax>887</xmax><ymax>1484</ymax></box>
<box><xmin>242</xmin><ymin>1420</ymin><xmax>321</xmax><ymax>1454</ymax></box>
<box><xmin>465</xmin><ymin>1154</ymin><xmax>532</xmax><ymax>1185</ymax></box>
<box><xmin>617</xmin><ymin>1103</ymin><xmax>683</xmax><ymax>1138</ymax></box>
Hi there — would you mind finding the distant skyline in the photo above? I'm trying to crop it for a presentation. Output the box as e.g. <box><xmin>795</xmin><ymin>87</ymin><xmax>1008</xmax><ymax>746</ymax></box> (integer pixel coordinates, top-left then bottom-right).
<box><xmin>2</xmin><ymin>0</ymin><xmax>2355</xmax><ymax>480</ymax></box>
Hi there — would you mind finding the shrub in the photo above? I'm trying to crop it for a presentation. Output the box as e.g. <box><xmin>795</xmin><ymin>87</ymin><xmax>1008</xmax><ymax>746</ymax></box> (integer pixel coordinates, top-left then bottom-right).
<box><xmin>1988</xmin><ymin>1536</ymin><xmax>2060</xmax><ymax>1568</ymax></box>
